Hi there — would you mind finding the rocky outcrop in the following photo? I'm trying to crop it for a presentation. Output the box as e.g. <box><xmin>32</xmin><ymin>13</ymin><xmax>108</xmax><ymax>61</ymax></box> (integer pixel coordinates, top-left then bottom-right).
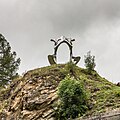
<box><xmin>0</xmin><ymin>65</ymin><xmax>65</xmax><ymax>120</ymax></box>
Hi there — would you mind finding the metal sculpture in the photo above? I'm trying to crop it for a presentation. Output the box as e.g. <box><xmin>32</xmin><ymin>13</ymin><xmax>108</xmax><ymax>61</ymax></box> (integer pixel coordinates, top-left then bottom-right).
<box><xmin>48</xmin><ymin>36</ymin><xmax>80</xmax><ymax>65</ymax></box>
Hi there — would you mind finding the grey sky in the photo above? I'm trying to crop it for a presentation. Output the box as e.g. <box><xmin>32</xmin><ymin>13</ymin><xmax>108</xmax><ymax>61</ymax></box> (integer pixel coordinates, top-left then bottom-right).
<box><xmin>0</xmin><ymin>0</ymin><xmax>120</xmax><ymax>83</ymax></box>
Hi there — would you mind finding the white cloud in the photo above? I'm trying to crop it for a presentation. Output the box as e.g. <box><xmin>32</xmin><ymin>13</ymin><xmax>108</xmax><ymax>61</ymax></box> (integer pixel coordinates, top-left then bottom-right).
<box><xmin>0</xmin><ymin>0</ymin><xmax>120</xmax><ymax>83</ymax></box>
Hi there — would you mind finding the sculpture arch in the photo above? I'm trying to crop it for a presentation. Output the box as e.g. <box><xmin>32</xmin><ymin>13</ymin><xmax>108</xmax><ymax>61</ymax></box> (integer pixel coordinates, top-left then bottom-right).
<box><xmin>48</xmin><ymin>36</ymin><xmax>80</xmax><ymax>65</ymax></box>
<box><xmin>56</xmin><ymin>42</ymin><xmax>72</xmax><ymax>63</ymax></box>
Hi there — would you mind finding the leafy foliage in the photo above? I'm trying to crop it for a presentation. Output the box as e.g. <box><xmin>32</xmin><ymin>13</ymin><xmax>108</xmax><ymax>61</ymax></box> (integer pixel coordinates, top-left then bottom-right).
<box><xmin>0</xmin><ymin>34</ymin><xmax>20</xmax><ymax>87</ymax></box>
<box><xmin>56</xmin><ymin>76</ymin><xmax>88</xmax><ymax>119</ymax></box>
<box><xmin>84</xmin><ymin>51</ymin><xmax>96</xmax><ymax>73</ymax></box>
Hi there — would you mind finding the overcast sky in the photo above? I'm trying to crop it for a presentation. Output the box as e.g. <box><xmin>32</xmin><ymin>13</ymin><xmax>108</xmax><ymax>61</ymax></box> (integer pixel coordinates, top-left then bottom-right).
<box><xmin>0</xmin><ymin>0</ymin><xmax>120</xmax><ymax>83</ymax></box>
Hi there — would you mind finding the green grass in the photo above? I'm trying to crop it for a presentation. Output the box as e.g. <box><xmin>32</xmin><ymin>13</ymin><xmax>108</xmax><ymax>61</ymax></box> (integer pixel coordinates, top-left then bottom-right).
<box><xmin>0</xmin><ymin>63</ymin><xmax>119</xmax><ymax>117</ymax></box>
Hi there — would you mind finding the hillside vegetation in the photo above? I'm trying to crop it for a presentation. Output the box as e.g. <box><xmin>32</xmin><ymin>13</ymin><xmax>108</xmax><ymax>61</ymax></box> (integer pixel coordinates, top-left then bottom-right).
<box><xmin>0</xmin><ymin>63</ymin><xmax>120</xmax><ymax>120</ymax></box>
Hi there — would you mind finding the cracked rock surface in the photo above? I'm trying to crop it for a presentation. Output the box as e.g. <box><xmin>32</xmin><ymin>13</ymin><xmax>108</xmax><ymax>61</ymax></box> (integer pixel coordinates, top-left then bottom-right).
<box><xmin>0</xmin><ymin>65</ymin><xmax>65</xmax><ymax>120</ymax></box>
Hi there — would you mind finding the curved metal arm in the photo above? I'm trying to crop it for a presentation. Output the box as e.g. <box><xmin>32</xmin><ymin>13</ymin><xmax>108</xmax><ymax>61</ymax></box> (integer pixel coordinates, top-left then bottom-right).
<box><xmin>71</xmin><ymin>39</ymin><xmax>75</xmax><ymax>42</ymax></box>
<box><xmin>50</xmin><ymin>39</ymin><xmax>57</xmax><ymax>45</ymax></box>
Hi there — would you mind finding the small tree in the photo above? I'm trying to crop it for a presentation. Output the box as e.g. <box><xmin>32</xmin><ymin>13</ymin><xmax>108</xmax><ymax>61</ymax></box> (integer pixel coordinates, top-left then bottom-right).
<box><xmin>0</xmin><ymin>34</ymin><xmax>20</xmax><ymax>87</ymax></box>
<box><xmin>84</xmin><ymin>51</ymin><xmax>96</xmax><ymax>73</ymax></box>
<box><xmin>56</xmin><ymin>76</ymin><xmax>88</xmax><ymax>119</ymax></box>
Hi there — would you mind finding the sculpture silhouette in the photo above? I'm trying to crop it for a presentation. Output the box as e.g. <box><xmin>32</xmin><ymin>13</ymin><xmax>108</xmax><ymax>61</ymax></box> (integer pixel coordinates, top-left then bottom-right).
<box><xmin>48</xmin><ymin>36</ymin><xmax>80</xmax><ymax>65</ymax></box>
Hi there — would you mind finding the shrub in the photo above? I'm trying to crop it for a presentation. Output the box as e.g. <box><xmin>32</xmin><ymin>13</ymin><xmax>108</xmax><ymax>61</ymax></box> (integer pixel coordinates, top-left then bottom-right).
<box><xmin>56</xmin><ymin>76</ymin><xmax>88</xmax><ymax>119</ymax></box>
<box><xmin>84</xmin><ymin>51</ymin><xmax>96</xmax><ymax>73</ymax></box>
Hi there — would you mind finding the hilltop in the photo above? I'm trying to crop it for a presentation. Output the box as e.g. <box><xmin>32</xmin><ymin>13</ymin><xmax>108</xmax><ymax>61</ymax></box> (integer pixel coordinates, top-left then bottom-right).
<box><xmin>0</xmin><ymin>64</ymin><xmax>120</xmax><ymax>120</ymax></box>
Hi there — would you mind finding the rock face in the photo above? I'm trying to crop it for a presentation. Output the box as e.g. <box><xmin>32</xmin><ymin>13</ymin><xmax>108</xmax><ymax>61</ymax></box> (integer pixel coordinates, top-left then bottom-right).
<box><xmin>0</xmin><ymin>65</ymin><xmax>65</xmax><ymax>120</ymax></box>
